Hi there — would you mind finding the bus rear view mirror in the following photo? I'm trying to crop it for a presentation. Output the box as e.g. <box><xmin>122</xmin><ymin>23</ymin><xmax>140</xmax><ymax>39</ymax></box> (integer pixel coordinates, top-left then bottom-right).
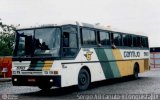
<box><xmin>98</xmin><ymin>44</ymin><xmax>102</xmax><ymax>47</ymax></box>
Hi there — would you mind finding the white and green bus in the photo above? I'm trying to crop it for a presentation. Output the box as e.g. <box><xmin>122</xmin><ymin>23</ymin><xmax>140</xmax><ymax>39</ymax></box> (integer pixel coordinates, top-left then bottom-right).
<box><xmin>12</xmin><ymin>22</ymin><xmax>150</xmax><ymax>91</ymax></box>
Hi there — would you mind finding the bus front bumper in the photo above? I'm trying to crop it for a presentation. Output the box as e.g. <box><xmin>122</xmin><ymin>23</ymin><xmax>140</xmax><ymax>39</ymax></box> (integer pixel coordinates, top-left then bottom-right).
<box><xmin>12</xmin><ymin>75</ymin><xmax>61</xmax><ymax>87</ymax></box>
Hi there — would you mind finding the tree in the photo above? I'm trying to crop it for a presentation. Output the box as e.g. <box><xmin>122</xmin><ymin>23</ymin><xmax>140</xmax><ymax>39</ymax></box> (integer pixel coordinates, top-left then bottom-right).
<box><xmin>0</xmin><ymin>19</ymin><xmax>16</xmax><ymax>56</ymax></box>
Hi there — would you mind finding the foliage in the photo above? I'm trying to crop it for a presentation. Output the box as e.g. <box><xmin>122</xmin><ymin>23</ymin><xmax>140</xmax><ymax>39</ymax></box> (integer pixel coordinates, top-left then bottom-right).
<box><xmin>0</xmin><ymin>19</ymin><xmax>16</xmax><ymax>56</ymax></box>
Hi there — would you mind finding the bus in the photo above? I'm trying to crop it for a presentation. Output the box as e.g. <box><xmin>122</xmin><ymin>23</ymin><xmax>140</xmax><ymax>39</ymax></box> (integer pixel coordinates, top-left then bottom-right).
<box><xmin>12</xmin><ymin>22</ymin><xmax>150</xmax><ymax>91</ymax></box>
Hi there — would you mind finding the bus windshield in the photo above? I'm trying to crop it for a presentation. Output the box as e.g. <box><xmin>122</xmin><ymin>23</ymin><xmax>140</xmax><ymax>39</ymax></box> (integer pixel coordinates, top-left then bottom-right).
<box><xmin>14</xmin><ymin>28</ymin><xmax>61</xmax><ymax>57</ymax></box>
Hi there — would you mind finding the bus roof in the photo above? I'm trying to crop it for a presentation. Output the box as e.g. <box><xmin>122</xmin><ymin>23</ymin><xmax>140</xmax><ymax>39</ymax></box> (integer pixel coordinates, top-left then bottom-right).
<box><xmin>17</xmin><ymin>21</ymin><xmax>147</xmax><ymax>37</ymax></box>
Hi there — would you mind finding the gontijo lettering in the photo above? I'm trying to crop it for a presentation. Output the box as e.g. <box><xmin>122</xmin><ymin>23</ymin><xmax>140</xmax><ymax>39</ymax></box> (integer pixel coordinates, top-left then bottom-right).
<box><xmin>124</xmin><ymin>51</ymin><xmax>140</xmax><ymax>58</ymax></box>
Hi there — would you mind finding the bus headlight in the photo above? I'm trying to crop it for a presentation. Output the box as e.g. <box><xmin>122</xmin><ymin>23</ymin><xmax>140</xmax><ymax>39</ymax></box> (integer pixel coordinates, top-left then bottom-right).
<box><xmin>14</xmin><ymin>78</ymin><xmax>17</xmax><ymax>82</ymax></box>
<box><xmin>50</xmin><ymin>79</ymin><xmax>53</xmax><ymax>82</ymax></box>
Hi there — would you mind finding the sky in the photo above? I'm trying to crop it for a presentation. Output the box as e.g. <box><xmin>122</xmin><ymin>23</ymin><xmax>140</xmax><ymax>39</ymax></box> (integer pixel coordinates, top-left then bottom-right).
<box><xmin>0</xmin><ymin>0</ymin><xmax>160</xmax><ymax>47</ymax></box>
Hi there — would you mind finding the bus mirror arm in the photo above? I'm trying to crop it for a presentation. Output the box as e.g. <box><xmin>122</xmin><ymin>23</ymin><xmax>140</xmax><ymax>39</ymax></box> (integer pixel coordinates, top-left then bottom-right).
<box><xmin>112</xmin><ymin>45</ymin><xmax>117</xmax><ymax>49</ymax></box>
<box><xmin>98</xmin><ymin>44</ymin><xmax>102</xmax><ymax>47</ymax></box>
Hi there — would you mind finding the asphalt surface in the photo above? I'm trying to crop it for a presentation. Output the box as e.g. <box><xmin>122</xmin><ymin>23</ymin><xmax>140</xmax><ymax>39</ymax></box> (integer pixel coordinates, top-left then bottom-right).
<box><xmin>0</xmin><ymin>68</ymin><xmax>160</xmax><ymax>100</ymax></box>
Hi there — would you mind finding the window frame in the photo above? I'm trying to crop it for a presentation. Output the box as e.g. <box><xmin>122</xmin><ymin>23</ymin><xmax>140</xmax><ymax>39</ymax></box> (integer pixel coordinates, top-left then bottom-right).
<box><xmin>97</xmin><ymin>30</ymin><xmax>111</xmax><ymax>47</ymax></box>
<box><xmin>141</xmin><ymin>36</ymin><xmax>149</xmax><ymax>48</ymax></box>
<box><xmin>132</xmin><ymin>35</ymin><xmax>142</xmax><ymax>48</ymax></box>
<box><xmin>122</xmin><ymin>33</ymin><xmax>133</xmax><ymax>48</ymax></box>
<box><xmin>61</xmin><ymin>25</ymin><xmax>79</xmax><ymax>58</ymax></box>
<box><xmin>112</xmin><ymin>32</ymin><xmax>123</xmax><ymax>47</ymax></box>
<box><xmin>80</xmin><ymin>27</ymin><xmax>97</xmax><ymax>47</ymax></box>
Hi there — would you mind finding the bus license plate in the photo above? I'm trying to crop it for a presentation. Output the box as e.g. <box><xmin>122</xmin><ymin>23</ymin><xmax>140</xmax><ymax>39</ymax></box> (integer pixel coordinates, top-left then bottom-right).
<box><xmin>28</xmin><ymin>78</ymin><xmax>36</xmax><ymax>82</ymax></box>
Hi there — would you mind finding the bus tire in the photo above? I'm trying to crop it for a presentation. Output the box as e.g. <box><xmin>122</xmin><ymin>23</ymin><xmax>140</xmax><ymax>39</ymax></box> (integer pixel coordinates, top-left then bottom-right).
<box><xmin>77</xmin><ymin>68</ymin><xmax>90</xmax><ymax>91</ymax></box>
<box><xmin>132</xmin><ymin>64</ymin><xmax>139</xmax><ymax>79</ymax></box>
<box><xmin>38</xmin><ymin>85</ymin><xmax>52</xmax><ymax>90</ymax></box>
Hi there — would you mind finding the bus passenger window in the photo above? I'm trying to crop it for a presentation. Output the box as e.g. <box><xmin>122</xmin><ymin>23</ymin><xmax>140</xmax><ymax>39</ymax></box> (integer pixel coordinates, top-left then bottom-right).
<box><xmin>113</xmin><ymin>33</ymin><xmax>122</xmax><ymax>46</ymax></box>
<box><xmin>99</xmin><ymin>31</ymin><xmax>110</xmax><ymax>46</ymax></box>
<box><xmin>82</xmin><ymin>29</ymin><xmax>96</xmax><ymax>45</ymax></box>
<box><xmin>111</xmin><ymin>32</ymin><xmax>122</xmax><ymax>48</ymax></box>
<box><xmin>142</xmin><ymin>37</ymin><xmax>149</xmax><ymax>48</ymax></box>
<box><xmin>110</xmin><ymin>33</ymin><xmax>116</xmax><ymax>49</ymax></box>
<box><xmin>133</xmin><ymin>36</ymin><xmax>141</xmax><ymax>47</ymax></box>
<box><xmin>122</xmin><ymin>34</ymin><xmax>132</xmax><ymax>47</ymax></box>
<box><xmin>128</xmin><ymin>35</ymin><xmax>132</xmax><ymax>47</ymax></box>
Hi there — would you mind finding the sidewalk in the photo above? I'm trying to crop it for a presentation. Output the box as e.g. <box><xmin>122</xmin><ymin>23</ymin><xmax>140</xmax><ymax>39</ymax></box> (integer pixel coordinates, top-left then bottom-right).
<box><xmin>0</xmin><ymin>78</ymin><xmax>11</xmax><ymax>82</ymax></box>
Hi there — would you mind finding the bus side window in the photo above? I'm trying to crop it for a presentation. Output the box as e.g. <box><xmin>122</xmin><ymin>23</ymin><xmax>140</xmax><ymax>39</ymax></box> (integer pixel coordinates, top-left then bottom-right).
<box><xmin>98</xmin><ymin>31</ymin><xmax>110</xmax><ymax>46</ymax></box>
<box><xmin>133</xmin><ymin>35</ymin><xmax>141</xmax><ymax>47</ymax></box>
<box><xmin>111</xmin><ymin>32</ymin><xmax>123</xmax><ymax>48</ymax></box>
<box><xmin>142</xmin><ymin>37</ymin><xmax>149</xmax><ymax>48</ymax></box>
<box><xmin>128</xmin><ymin>35</ymin><xmax>132</xmax><ymax>47</ymax></box>
<box><xmin>81</xmin><ymin>28</ymin><xmax>96</xmax><ymax>45</ymax></box>
<box><xmin>110</xmin><ymin>32</ymin><xmax>116</xmax><ymax>49</ymax></box>
<box><xmin>62</xmin><ymin>26</ymin><xmax>78</xmax><ymax>57</ymax></box>
<box><xmin>123</xmin><ymin>34</ymin><xmax>132</xmax><ymax>47</ymax></box>
<box><xmin>114</xmin><ymin>33</ymin><xmax>122</xmax><ymax>46</ymax></box>
<box><xmin>137</xmin><ymin>36</ymin><xmax>141</xmax><ymax>47</ymax></box>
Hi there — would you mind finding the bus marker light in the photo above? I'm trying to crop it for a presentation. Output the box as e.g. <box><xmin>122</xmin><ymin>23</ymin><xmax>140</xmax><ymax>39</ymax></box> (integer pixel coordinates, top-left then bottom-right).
<box><xmin>62</xmin><ymin>65</ymin><xmax>67</xmax><ymax>68</ymax></box>
<box><xmin>13</xmin><ymin>71</ymin><xmax>16</xmax><ymax>75</ymax></box>
<box><xmin>49</xmin><ymin>71</ymin><xmax>54</xmax><ymax>74</ymax></box>
<box><xmin>17</xmin><ymin>71</ymin><xmax>20</xmax><ymax>74</ymax></box>
<box><xmin>54</xmin><ymin>71</ymin><xmax>58</xmax><ymax>75</ymax></box>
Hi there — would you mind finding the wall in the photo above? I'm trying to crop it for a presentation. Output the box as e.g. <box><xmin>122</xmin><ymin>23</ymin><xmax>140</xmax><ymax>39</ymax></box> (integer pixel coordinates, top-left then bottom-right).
<box><xmin>0</xmin><ymin>56</ymin><xmax>12</xmax><ymax>78</ymax></box>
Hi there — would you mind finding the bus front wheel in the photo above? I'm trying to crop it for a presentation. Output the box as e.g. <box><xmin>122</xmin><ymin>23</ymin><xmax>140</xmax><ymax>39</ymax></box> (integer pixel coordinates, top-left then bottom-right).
<box><xmin>77</xmin><ymin>68</ymin><xmax>90</xmax><ymax>91</ymax></box>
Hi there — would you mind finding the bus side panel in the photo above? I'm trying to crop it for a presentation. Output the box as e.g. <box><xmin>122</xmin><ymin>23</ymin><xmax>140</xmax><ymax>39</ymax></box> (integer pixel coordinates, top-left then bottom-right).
<box><xmin>144</xmin><ymin>59</ymin><xmax>150</xmax><ymax>71</ymax></box>
<box><xmin>82</xmin><ymin>49</ymin><xmax>107</xmax><ymax>82</ymax></box>
<box><xmin>83</xmin><ymin>62</ymin><xmax>107</xmax><ymax>82</ymax></box>
<box><xmin>60</xmin><ymin>48</ymin><xmax>106</xmax><ymax>87</ymax></box>
<box><xmin>60</xmin><ymin>63</ymin><xmax>106</xmax><ymax>87</ymax></box>
<box><xmin>112</xmin><ymin>49</ymin><xmax>129</xmax><ymax>77</ymax></box>
<box><xmin>94</xmin><ymin>48</ymin><xmax>121</xmax><ymax>79</ymax></box>
<box><xmin>131</xmin><ymin>59</ymin><xmax>149</xmax><ymax>73</ymax></box>
<box><xmin>112</xmin><ymin>49</ymin><xmax>150</xmax><ymax>77</ymax></box>
<box><xmin>113</xmin><ymin>59</ymin><xmax>149</xmax><ymax>77</ymax></box>
<box><xmin>55</xmin><ymin>48</ymin><xmax>150</xmax><ymax>87</ymax></box>
<box><xmin>115</xmin><ymin>61</ymin><xmax>132</xmax><ymax>77</ymax></box>
<box><xmin>60</xmin><ymin>63</ymin><xmax>81</xmax><ymax>87</ymax></box>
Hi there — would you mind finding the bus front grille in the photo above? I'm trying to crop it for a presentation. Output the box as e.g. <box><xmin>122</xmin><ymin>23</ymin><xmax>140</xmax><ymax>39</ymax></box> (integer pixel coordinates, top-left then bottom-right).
<box><xmin>21</xmin><ymin>71</ymin><xmax>43</xmax><ymax>75</ymax></box>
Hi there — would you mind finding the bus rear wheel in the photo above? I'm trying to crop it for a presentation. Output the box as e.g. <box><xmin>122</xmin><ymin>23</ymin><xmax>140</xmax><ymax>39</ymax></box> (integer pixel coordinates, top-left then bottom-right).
<box><xmin>77</xmin><ymin>68</ymin><xmax>90</xmax><ymax>91</ymax></box>
<box><xmin>132</xmin><ymin>64</ymin><xmax>139</xmax><ymax>79</ymax></box>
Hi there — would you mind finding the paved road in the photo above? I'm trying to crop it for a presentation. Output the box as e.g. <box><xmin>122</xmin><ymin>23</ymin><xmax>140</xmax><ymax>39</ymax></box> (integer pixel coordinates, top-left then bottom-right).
<box><xmin>0</xmin><ymin>68</ymin><xmax>160</xmax><ymax>100</ymax></box>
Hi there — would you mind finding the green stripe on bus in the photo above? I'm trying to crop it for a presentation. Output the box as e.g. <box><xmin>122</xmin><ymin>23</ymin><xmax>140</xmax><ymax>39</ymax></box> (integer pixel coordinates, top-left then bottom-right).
<box><xmin>28</xmin><ymin>61</ymin><xmax>45</xmax><ymax>71</ymax></box>
<box><xmin>104</xmin><ymin>49</ymin><xmax>121</xmax><ymax>77</ymax></box>
<box><xmin>95</xmin><ymin>49</ymin><xmax>114</xmax><ymax>78</ymax></box>
<box><xmin>95</xmin><ymin>49</ymin><xmax>121</xmax><ymax>79</ymax></box>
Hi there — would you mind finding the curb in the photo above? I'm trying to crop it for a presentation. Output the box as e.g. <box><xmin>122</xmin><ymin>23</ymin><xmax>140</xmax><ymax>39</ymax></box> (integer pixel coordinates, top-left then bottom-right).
<box><xmin>0</xmin><ymin>78</ymin><xmax>11</xmax><ymax>82</ymax></box>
